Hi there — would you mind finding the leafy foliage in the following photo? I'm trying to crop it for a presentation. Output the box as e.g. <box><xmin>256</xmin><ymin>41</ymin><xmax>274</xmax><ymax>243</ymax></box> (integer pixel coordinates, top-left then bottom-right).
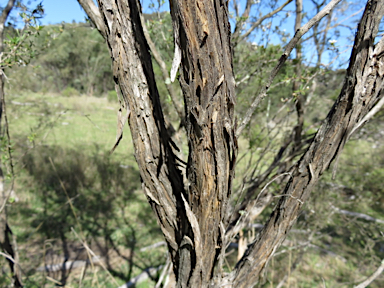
<box><xmin>7</xmin><ymin>22</ymin><xmax>114</xmax><ymax>96</ymax></box>
<box><xmin>1</xmin><ymin>6</ymin><xmax>384</xmax><ymax>287</ymax></box>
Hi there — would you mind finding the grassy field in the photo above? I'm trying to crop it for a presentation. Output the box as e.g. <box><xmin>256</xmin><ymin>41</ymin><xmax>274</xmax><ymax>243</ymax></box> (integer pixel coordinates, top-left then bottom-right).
<box><xmin>8</xmin><ymin>92</ymin><xmax>131</xmax><ymax>156</ymax></box>
<box><xmin>1</xmin><ymin>92</ymin><xmax>383</xmax><ymax>287</ymax></box>
<box><xmin>2</xmin><ymin>92</ymin><xmax>166</xmax><ymax>287</ymax></box>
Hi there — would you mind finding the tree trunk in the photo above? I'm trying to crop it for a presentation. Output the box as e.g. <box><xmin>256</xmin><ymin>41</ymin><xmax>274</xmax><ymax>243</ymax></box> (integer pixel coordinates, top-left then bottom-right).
<box><xmin>79</xmin><ymin>0</ymin><xmax>384</xmax><ymax>287</ymax></box>
<box><xmin>0</xmin><ymin>1</ymin><xmax>22</xmax><ymax>287</ymax></box>
<box><xmin>169</xmin><ymin>1</ymin><xmax>237</xmax><ymax>285</ymax></box>
<box><xmin>94</xmin><ymin>1</ymin><xmax>237</xmax><ymax>286</ymax></box>
<box><xmin>94</xmin><ymin>0</ymin><xmax>195</xmax><ymax>286</ymax></box>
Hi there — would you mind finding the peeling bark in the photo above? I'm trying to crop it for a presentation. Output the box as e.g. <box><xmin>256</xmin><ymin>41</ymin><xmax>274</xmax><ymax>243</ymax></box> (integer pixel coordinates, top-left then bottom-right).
<box><xmin>231</xmin><ymin>1</ymin><xmax>384</xmax><ymax>286</ymax></box>
<box><xmin>169</xmin><ymin>1</ymin><xmax>237</xmax><ymax>285</ymax></box>
<box><xmin>96</xmin><ymin>0</ymin><xmax>187</xmax><ymax>276</ymax></box>
<box><xmin>78</xmin><ymin>0</ymin><xmax>106</xmax><ymax>39</ymax></box>
<box><xmin>78</xmin><ymin>0</ymin><xmax>384</xmax><ymax>287</ymax></box>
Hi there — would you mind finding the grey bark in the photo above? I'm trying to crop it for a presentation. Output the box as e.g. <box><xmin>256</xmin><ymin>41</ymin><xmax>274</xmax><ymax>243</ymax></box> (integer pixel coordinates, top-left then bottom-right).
<box><xmin>231</xmin><ymin>1</ymin><xmax>384</xmax><ymax>286</ymax></box>
<box><xmin>168</xmin><ymin>1</ymin><xmax>237</xmax><ymax>286</ymax></box>
<box><xmin>77</xmin><ymin>0</ymin><xmax>106</xmax><ymax>39</ymax></box>
<box><xmin>92</xmin><ymin>1</ymin><xmax>192</xmax><ymax>287</ymax></box>
<box><xmin>77</xmin><ymin>0</ymin><xmax>384</xmax><ymax>287</ymax></box>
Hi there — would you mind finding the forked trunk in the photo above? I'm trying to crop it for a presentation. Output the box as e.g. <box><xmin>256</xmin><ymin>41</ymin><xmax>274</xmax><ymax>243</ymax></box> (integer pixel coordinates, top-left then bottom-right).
<box><xmin>79</xmin><ymin>0</ymin><xmax>384</xmax><ymax>287</ymax></box>
<box><xmin>95</xmin><ymin>0</ymin><xmax>236</xmax><ymax>287</ymax></box>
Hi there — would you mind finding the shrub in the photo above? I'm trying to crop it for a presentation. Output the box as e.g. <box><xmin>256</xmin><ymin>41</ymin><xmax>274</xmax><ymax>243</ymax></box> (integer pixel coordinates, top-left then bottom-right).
<box><xmin>107</xmin><ymin>90</ymin><xmax>117</xmax><ymax>102</ymax></box>
<box><xmin>62</xmin><ymin>86</ymin><xmax>79</xmax><ymax>97</ymax></box>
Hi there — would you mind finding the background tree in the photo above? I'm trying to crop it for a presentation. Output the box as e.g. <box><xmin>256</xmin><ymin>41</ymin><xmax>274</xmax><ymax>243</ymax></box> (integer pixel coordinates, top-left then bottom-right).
<box><xmin>75</xmin><ymin>0</ymin><xmax>384</xmax><ymax>287</ymax></box>
<box><xmin>0</xmin><ymin>1</ymin><xmax>43</xmax><ymax>286</ymax></box>
<box><xmin>0</xmin><ymin>1</ymin><xmax>23</xmax><ymax>287</ymax></box>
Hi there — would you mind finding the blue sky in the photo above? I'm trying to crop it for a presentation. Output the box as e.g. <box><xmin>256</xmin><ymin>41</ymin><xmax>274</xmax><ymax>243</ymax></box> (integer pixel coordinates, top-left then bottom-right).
<box><xmin>0</xmin><ymin>0</ymin><xmax>362</xmax><ymax>68</ymax></box>
<box><xmin>0</xmin><ymin>0</ymin><xmax>88</xmax><ymax>25</ymax></box>
<box><xmin>40</xmin><ymin>0</ymin><xmax>87</xmax><ymax>25</ymax></box>
<box><xmin>37</xmin><ymin>0</ymin><xmax>169</xmax><ymax>25</ymax></box>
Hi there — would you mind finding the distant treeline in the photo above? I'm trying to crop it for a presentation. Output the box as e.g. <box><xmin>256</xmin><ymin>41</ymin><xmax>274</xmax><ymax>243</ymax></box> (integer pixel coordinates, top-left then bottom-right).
<box><xmin>6</xmin><ymin>21</ymin><xmax>114</xmax><ymax>96</ymax></box>
<box><xmin>4</xmin><ymin>16</ymin><xmax>346</xmax><ymax>108</ymax></box>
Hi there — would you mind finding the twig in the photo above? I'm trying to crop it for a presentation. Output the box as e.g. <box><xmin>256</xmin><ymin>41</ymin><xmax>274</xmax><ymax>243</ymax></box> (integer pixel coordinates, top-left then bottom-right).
<box><xmin>0</xmin><ymin>251</ymin><xmax>15</xmax><ymax>262</ymax></box>
<box><xmin>71</xmin><ymin>227</ymin><xmax>120</xmax><ymax>287</ymax></box>
<box><xmin>349</xmin><ymin>91</ymin><xmax>384</xmax><ymax>136</ymax></box>
<box><xmin>236</xmin><ymin>0</ymin><xmax>343</xmax><ymax>137</ymax></box>
<box><xmin>155</xmin><ymin>256</ymin><xmax>171</xmax><ymax>288</ymax></box>
<box><xmin>226</xmin><ymin>172</ymin><xmax>291</xmax><ymax>247</ymax></box>
<box><xmin>49</xmin><ymin>158</ymin><xmax>119</xmax><ymax>286</ymax></box>
<box><xmin>140</xmin><ymin>241</ymin><xmax>166</xmax><ymax>252</ymax></box>
<box><xmin>0</xmin><ymin>87</ymin><xmax>16</xmax><ymax>214</ymax></box>
<box><xmin>275</xmin><ymin>194</ymin><xmax>304</xmax><ymax>204</ymax></box>
<box><xmin>45</xmin><ymin>276</ymin><xmax>63</xmax><ymax>286</ymax></box>
<box><xmin>331</xmin><ymin>205</ymin><xmax>384</xmax><ymax>224</ymax></box>
<box><xmin>117</xmin><ymin>265</ymin><xmax>164</xmax><ymax>288</ymax></box>
<box><xmin>354</xmin><ymin>259</ymin><xmax>384</xmax><ymax>288</ymax></box>
<box><xmin>235</xmin><ymin>0</ymin><xmax>293</xmax><ymax>45</ymax></box>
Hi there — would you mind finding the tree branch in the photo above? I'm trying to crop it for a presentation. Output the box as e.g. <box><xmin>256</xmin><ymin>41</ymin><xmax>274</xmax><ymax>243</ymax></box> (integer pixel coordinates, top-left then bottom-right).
<box><xmin>169</xmin><ymin>0</ymin><xmax>237</xmax><ymax>285</ymax></box>
<box><xmin>231</xmin><ymin>1</ymin><xmax>384</xmax><ymax>286</ymax></box>
<box><xmin>236</xmin><ymin>0</ymin><xmax>343</xmax><ymax>137</ymax></box>
<box><xmin>231</xmin><ymin>0</ymin><xmax>256</xmax><ymax>45</ymax></box>
<box><xmin>234</xmin><ymin>0</ymin><xmax>293</xmax><ymax>46</ymax></box>
<box><xmin>0</xmin><ymin>0</ymin><xmax>15</xmax><ymax>25</ymax></box>
<box><xmin>77</xmin><ymin>0</ymin><xmax>106</xmax><ymax>39</ymax></box>
<box><xmin>96</xmin><ymin>0</ymin><xmax>186</xmax><ymax>269</ymax></box>
<box><xmin>138</xmin><ymin>12</ymin><xmax>184</xmax><ymax>121</ymax></box>
<box><xmin>354</xmin><ymin>259</ymin><xmax>384</xmax><ymax>288</ymax></box>
<box><xmin>331</xmin><ymin>205</ymin><xmax>384</xmax><ymax>224</ymax></box>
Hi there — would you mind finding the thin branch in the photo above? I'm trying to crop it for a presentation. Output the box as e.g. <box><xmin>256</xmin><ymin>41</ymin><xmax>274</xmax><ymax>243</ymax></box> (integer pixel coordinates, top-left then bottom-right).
<box><xmin>0</xmin><ymin>251</ymin><xmax>15</xmax><ymax>262</ymax></box>
<box><xmin>231</xmin><ymin>1</ymin><xmax>384</xmax><ymax>286</ymax></box>
<box><xmin>354</xmin><ymin>260</ymin><xmax>384</xmax><ymax>288</ymax></box>
<box><xmin>117</xmin><ymin>265</ymin><xmax>164</xmax><ymax>288</ymax></box>
<box><xmin>140</xmin><ymin>241</ymin><xmax>166</xmax><ymax>252</ymax></box>
<box><xmin>225</xmin><ymin>173</ymin><xmax>291</xmax><ymax>245</ymax></box>
<box><xmin>0</xmin><ymin>0</ymin><xmax>15</xmax><ymax>26</ymax></box>
<box><xmin>236</xmin><ymin>0</ymin><xmax>343</xmax><ymax>137</ymax></box>
<box><xmin>349</xmin><ymin>79</ymin><xmax>384</xmax><ymax>136</ymax></box>
<box><xmin>235</xmin><ymin>0</ymin><xmax>293</xmax><ymax>45</ymax></box>
<box><xmin>233</xmin><ymin>0</ymin><xmax>240</xmax><ymax>18</ymax></box>
<box><xmin>71</xmin><ymin>227</ymin><xmax>120</xmax><ymax>286</ymax></box>
<box><xmin>331</xmin><ymin>205</ymin><xmax>384</xmax><ymax>224</ymax></box>
<box><xmin>155</xmin><ymin>256</ymin><xmax>171</xmax><ymax>288</ymax></box>
<box><xmin>139</xmin><ymin>12</ymin><xmax>184</xmax><ymax>121</ymax></box>
<box><xmin>232</xmin><ymin>0</ymin><xmax>255</xmax><ymax>44</ymax></box>
<box><xmin>301</xmin><ymin>6</ymin><xmax>364</xmax><ymax>43</ymax></box>
<box><xmin>77</xmin><ymin>0</ymin><xmax>106</xmax><ymax>39</ymax></box>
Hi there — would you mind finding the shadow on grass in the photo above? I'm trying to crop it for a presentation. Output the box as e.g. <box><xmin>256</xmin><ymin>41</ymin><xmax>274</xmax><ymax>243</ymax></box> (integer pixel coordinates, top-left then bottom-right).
<box><xmin>10</xmin><ymin>144</ymin><xmax>164</xmax><ymax>287</ymax></box>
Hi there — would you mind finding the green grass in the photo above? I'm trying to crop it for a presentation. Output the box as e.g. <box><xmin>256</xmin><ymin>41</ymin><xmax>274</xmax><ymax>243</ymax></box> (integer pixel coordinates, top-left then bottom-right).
<box><xmin>1</xmin><ymin>92</ymin><xmax>384</xmax><ymax>288</ymax></box>
<box><xmin>1</xmin><ymin>92</ymin><xmax>166</xmax><ymax>287</ymax></box>
<box><xmin>8</xmin><ymin>92</ymin><xmax>133</xmax><ymax>159</ymax></box>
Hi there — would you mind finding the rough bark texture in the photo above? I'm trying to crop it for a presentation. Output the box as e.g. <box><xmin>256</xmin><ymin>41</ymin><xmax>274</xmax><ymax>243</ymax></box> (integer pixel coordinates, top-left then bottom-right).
<box><xmin>94</xmin><ymin>0</ymin><xmax>237</xmax><ymax>287</ymax></box>
<box><xmin>79</xmin><ymin>0</ymin><xmax>384</xmax><ymax>287</ymax></box>
<box><xmin>90</xmin><ymin>0</ymin><xmax>238</xmax><ymax>286</ymax></box>
<box><xmin>231</xmin><ymin>1</ymin><xmax>384</xmax><ymax>286</ymax></box>
<box><xmin>169</xmin><ymin>1</ymin><xmax>237</xmax><ymax>286</ymax></box>
<box><xmin>96</xmin><ymin>0</ymin><xmax>188</xmax><ymax>278</ymax></box>
<box><xmin>78</xmin><ymin>0</ymin><xmax>106</xmax><ymax>39</ymax></box>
